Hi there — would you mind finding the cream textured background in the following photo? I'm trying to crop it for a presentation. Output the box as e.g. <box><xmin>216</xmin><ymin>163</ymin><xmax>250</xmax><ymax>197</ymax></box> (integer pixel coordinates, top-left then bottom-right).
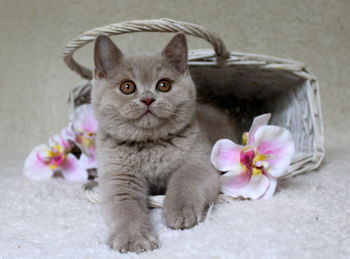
<box><xmin>0</xmin><ymin>0</ymin><xmax>349</xmax><ymax>160</ymax></box>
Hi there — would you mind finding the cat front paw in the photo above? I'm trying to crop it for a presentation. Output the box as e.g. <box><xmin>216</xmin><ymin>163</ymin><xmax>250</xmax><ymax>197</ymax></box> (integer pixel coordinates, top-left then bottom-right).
<box><xmin>108</xmin><ymin>230</ymin><xmax>159</xmax><ymax>254</ymax></box>
<box><xmin>163</xmin><ymin>202</ymin><xmax>203</xmax><ymax>230</ymax></box>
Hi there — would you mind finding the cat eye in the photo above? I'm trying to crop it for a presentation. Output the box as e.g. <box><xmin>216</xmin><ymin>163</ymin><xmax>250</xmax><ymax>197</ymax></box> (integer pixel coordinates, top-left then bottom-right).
<box><xmin>119</xmin><ymin>80</ymin><xmax>136</xmax><ymax>95</ymax></box>
<box><xmin>156</xmin><ymin>79</ymin><xmax>172</xmax><ymax>92</ymax></box>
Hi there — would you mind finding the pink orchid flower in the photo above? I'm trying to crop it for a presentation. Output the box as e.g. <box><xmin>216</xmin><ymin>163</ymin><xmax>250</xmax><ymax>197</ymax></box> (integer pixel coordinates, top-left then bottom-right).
<box><xmin>210</xmin><ymin>114</ymin><xmax>295</xmax><ymax>199</ymax></box>
<box><xmin>71</xmin><ymin>104</ymin><xmax>98</xmax><ymax>165</ymax></box>
<box><xmin>24</xmin><ymin>128</ymin><xmax>88</xmax><ymax>181</ymax></box>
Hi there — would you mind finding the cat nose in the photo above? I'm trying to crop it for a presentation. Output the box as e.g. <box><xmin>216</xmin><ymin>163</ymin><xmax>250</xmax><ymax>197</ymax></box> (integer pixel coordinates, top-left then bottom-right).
<box><xmin>141</xmin><ymin>98</ymin><xmax>155</xmax><ymax>106</ymax></box>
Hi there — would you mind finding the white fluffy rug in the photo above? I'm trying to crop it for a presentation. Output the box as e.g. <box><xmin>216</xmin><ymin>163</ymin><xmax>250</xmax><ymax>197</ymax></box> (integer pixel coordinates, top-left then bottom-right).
<box><xmin>1</xmin><ymin>140</ymin><xmax>349</xmax><ymax>259</ymax></box>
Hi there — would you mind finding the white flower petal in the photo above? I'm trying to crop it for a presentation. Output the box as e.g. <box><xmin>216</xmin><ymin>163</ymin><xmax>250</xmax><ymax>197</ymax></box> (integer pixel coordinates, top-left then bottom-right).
<box><xmin>60</xmin><ymin>154</ymin><xmax>87</xmax><ymax>182</ymax></box>
<box><xmin>261</xmin><ymin>177</ymin><xmax>277</xmax><ymax>199</ymax></box>
<box><xmin>248</xmin><ymin>113</ymin><xmax>271</xmax><ymax>144</ymax></box>
<box><xmin>220</xmin><ymin>170</ymin><xmax>244</xmax><ymax>186</ymax></box>
<box><xmin>254</xmin><ymin>126</ymin><xmax>295</xmax><ymax>178</ymax></box>
<box><xmin>210</xmin><ymin>139</ymin><xmax>243</xmax><ymax>172</ymax></box>
<box><xmin>221</xmin><ymin>173</ymin><xmax>270</xmax><ymax>200</ymax></box>
<box><xmin>61</xmin><ymin>124</ymin><xmax>75</xmax><ymax>142</ymax></box>
<box><xmin>23</xmin><ymin>144</ymin><xmax>53</xmax><ymax>180</ymax></box>
<box><xmin>72</xmin><ymin>104</ymin><xmax>98</xmax><ymax>133</ymax></box>
<box><xmin>79</xmin><ymin>153</ymin><xmax>97</xmax><ymax>171</ymax></box>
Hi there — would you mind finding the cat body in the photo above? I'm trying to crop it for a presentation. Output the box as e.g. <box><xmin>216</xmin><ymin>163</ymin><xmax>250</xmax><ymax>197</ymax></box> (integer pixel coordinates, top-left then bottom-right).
<box><xmin>96</xmin><ymin>118</ymin><xmax>204</xmax><ymax>197</ymax></box>
<box><xmin>91</xmin><ymin>33</ymin><xmax>233</xmax><ymax>253</ymax></box>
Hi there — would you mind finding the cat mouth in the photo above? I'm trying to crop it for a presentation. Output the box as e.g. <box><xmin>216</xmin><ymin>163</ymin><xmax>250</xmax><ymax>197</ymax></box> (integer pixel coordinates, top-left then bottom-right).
<box><xmin>139</xmin><ymin>109</ymin><xmax>155</xmax><ymax>118</ymax></box>
<box><xmin>133</xmin><ymin>109</ymin><xmax>162</xmax><ymax>129</ymax></box>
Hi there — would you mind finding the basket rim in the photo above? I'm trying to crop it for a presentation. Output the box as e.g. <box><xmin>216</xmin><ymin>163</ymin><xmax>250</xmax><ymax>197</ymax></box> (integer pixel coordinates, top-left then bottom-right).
<box><xmin>186</xmin><ymin>49</ymin><xmax>315</xmax><ymax>82</ymax></box>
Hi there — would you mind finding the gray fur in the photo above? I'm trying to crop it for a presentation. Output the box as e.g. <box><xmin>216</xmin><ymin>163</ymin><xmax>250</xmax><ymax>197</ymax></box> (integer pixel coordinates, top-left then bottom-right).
<box><xmin>91</xmin><ymin>34</ymin><xmax>227</xmax><ymax>254</ymax></box>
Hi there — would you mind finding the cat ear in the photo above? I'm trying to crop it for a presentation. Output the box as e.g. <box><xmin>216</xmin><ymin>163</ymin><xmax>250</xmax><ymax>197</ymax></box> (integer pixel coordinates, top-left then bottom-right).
<box><xmin>94</xmin><ymin>35</ymin><xmax>123</xmax><ymax>78</ymax></box>
<box><xmin>161</xmin><ymin>33</ymin><xmax>188</xmax><ymax>73</ymax></box>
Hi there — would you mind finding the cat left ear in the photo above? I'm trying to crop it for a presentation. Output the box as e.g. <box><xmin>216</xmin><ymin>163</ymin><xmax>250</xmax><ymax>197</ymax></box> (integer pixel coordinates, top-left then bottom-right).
<box><xmin>161</xmin><ymin>33</ymin><xmax>188</xmax><ymax>73</ymax></box>
<box><xmin>94</xmin><ymin>35</ymin><xmax>123</xmax><ymax>78</ymax></box>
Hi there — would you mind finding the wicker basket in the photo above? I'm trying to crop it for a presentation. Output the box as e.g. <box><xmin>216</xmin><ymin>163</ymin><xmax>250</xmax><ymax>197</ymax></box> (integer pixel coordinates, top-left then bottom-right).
<box><xmin>63</xmin><ymin>18</ymin><xmax>325</xmax><ymax>179</ymax></box>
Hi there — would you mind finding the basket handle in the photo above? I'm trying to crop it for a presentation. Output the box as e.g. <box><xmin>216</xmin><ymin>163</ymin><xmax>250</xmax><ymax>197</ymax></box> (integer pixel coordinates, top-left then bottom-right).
<box><xmin>63</xmin><ymin>18</ymin><xmax>230</xmax><ymax>80</ymax></box>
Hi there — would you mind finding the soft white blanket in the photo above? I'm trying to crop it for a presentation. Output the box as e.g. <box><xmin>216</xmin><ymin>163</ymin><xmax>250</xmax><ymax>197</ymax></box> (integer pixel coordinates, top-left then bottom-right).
<box><xmin>1</xmin><ymin>140</ymin><xmax>349</xmax><ymax>259</ymax></box>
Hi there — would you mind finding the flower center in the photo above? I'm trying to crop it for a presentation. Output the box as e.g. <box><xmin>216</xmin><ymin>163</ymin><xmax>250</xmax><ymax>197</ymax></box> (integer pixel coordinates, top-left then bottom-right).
<box><xmin>240</xmin><ymin>148</ymin><xmax>268</xmax><ymax>176</ymax></box>
<box><xmin>76</xmin><ymin>132</ymin><xmax>96</xmax><ymax>149</ymax></box>
<box><xmin>37</xmin><ymin>144</ymin><xmax>68</xmax><ymax>170</ymax></box>
<box><xmin>48</xmin><ymin>144</ymin><xmax>69</xmax><ymax>170</ymax></box>
<box><xmin>240</xmin><ymin>132</ymin><xmax>269</xmax><ymax>176</ymax></box>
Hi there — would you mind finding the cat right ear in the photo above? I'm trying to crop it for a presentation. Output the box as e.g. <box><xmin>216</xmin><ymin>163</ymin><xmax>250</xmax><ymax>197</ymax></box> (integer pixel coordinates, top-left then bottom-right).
<box><xmin>161</xmin><ymin>33</ymin><xmax>188</xmax><ymax>73</ymax></box>
<box><xmin>94</xmin><ymin>35</ymin><xmax>123</xmax><ymax>79</ymax></box>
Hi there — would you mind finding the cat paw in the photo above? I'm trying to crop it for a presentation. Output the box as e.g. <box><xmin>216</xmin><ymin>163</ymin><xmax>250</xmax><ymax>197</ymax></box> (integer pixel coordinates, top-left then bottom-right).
<box><xmin>163</xmin><ymin>203</ymin><xmax>203</xmax><ymax>230</ymax></box>
<box><xmin>108</xmin><ymin>230</ymin><xmax>159</xmax><ymax>254</ymax></box>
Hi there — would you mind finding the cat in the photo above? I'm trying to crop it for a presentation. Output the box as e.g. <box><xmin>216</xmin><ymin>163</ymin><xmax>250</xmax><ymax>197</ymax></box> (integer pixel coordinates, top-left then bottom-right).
<box><xmin>91</xmin><ymin>33</ymin><xmax>237</xmax><ymax>254</ymax></box>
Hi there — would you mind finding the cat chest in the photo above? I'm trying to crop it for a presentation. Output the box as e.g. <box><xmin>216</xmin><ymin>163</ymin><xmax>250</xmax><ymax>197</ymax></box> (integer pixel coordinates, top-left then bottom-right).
<box><xmin>139</xmin><ymin>144</ymin><xmax>185</xmax><ymax>178</ymax></box>
<box><xmin>119</xmin><ymin>143</ymin><xmax>186</xmax><ymax>179</ymax></box>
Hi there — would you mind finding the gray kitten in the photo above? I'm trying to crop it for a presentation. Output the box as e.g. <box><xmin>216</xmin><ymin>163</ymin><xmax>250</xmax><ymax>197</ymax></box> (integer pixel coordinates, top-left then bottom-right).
<box><xmin>91</xmin><ymin>33</ymin><xmax>235</xmax><ymax>254</ymax></box>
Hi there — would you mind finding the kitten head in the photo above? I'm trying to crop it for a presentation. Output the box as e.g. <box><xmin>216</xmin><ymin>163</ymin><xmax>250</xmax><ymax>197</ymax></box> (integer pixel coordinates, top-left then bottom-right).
<box><xmin>91</xmin><ymin>33</ymin><xmax>196</xmax><ymax>142</ymax></box>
